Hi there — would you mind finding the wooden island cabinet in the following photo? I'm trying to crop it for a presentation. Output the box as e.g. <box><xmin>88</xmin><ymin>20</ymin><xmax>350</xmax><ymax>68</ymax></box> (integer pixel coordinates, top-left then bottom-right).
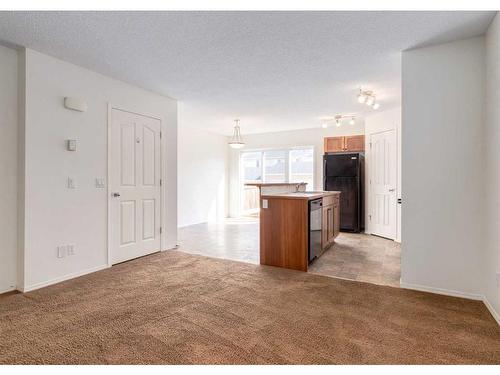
<box><xmin>259</xmin><ymin>191</ymin><xmax>340</xmax><ymax>272</ymax></box>
<box><xmin>322</xmin><ymin>193</ymin><xmax>340</xmax><ymax>250</ymax></box>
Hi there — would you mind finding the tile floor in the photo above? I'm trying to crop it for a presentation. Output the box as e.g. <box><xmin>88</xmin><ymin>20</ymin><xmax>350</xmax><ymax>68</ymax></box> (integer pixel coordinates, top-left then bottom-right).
<box><xmin>177</xmin><ymin>217</ymin><xmax>401</xmax><ymax>287</ymax></box>
<box><xmin>308</xmin><ymin>232</ymin><xmax>401</xmax><ymax>287</ymax></box>
<box><xmin>177</xmin><ymin>217</ymin><xmax>260</xmax><ymax>265</ymax></box>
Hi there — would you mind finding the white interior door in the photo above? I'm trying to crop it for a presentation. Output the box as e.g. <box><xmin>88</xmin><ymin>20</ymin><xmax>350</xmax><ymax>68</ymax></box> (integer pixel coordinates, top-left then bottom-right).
<box><xmin>370</xmin><ymin>129</ymin><xmax>397</xmax><ymax>240</ymax></box>
<box><xmin>110</xmin><ymin>108</ymin><xmax>161</xmax><ymax>264</ymax></box>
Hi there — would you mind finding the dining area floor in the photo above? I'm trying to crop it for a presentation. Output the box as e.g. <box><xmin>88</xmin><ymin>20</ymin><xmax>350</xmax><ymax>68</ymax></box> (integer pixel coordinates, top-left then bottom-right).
<box><xmin>177</xmin><ymin>217</ymin><xmax>401</xmax><ymax>287</ymax></box>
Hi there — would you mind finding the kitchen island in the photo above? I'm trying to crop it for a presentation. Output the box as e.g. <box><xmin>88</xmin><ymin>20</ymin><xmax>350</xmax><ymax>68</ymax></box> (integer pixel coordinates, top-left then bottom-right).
<box><xmin>243</xmin><ymin>182</ymin><xmax>308</xmax><ymax>214</ymax></box>
<box><xmin>259</xmin><ymin>191</ymin><xmax>340</xmax><ymax>272</ymax></box>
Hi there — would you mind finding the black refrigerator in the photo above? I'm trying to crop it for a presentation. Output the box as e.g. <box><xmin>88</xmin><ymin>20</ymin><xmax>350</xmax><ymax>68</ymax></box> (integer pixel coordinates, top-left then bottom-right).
<box><xmin>323</xmin><ymin>153</ymin><xmax>364</xmax><ymax>232</ymax></box>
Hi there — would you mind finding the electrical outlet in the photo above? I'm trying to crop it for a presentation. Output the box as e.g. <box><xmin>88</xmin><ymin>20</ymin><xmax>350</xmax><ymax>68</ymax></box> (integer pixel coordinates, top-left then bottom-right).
<box><xmin>57</xmin><ymin>246</ymin><xmax>66</xmax><ymax>258</ymax></box>
<box><xmin>67</xmin><ymin>244</ymin><xmax>76</xmax><ymax>256</ymax></box>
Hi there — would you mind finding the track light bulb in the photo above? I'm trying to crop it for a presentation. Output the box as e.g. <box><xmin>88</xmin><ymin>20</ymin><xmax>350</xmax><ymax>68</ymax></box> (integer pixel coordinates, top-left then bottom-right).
<box><xmin>336</xmin><ymin>119</ymin><xmax>341</xmax><ymax>127</ymax></box>
<box><xmin>321</xmin><ymin>123</ymin><xmax>328</xmax><ymax>129</ymax></box>
<box><xmin>366</xmin><ymin>95</ymin><xmax>375</xmax><ymax>106</ymax></box>
<box><xmin>349</xmin><ymin>117</ymin><xmax>355</xmax><ymax>125</ymax></box>
<box><xmin>357</xmin><ymin>93</ymin><xmax>366</xmax><ymax>104</ymax></box>
<box><xmin>372</xmin><ymin>102</ymin><xmax>380</xmax><ymax>110</ymax></box>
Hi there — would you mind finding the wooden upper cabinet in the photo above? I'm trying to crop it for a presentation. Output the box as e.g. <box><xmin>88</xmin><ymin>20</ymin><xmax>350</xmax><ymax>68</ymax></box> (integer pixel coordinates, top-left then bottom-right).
<box><xmin>344</xmin><ymin>135</ymin><xmax>365</xmax><ymax>152</ymax></box>
<box><xmin>324</xmin><ymin>135</ymin><xmax>365</xmax><ymax>153</ymax></box>
<box><xmin>324</xmin><ymin>137</ymin><xmax>344</xmax><ymax>153</ymax></box>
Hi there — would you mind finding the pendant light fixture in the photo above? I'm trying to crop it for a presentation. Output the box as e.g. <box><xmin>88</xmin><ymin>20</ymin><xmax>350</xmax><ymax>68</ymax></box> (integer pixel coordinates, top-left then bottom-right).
<box><xmin>228</xmin><ymin>119</ymin><xmax>245</xmax><ymax>149</ymax></box>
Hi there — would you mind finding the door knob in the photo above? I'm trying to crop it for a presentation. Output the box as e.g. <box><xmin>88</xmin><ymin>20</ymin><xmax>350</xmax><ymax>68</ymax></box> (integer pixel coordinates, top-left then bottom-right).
<box><xmin>388</xmin><ymin>189</ymin><xmax>395</xmax><ymax>192</ymax></box>
<box><xmin>112</xmin><ymin>192</ymin><xmax>121</xmax><ymax>197</ymax></box>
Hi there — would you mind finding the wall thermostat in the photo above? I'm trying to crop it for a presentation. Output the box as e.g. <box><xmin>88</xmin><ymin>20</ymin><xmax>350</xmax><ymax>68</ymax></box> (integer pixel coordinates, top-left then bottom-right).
<box><xmin>67</xmin><ymin>139</ymin><xmax>77</xmax><ymax>151</ymax></box>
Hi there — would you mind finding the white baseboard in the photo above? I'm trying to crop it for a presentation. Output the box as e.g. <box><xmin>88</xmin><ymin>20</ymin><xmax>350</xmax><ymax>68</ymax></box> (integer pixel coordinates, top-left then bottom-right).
<box><xmin>23</xmin><ymin>264</ymin><xmax>109</xmax><ymax>292</ymax></box>
<box><xmin>400</xmin><ymin>282</ymin><xmax>500</xmax><ymax>326</ymax></box>
<box><xmin>482</xmin><ymin>296</ymin><xmax>500</xmax><ymax>326</ymax></box>
<box><xmin>0</xmin><ymin>286</ymin><xmax>16</xmax><ymax>294</ymax></box>
<box><xmin>162</xmin><ymin>243</ymin><xmax>179</xmax><ymax>251</ymax></box>
<box><xmin>400</xmin><ymin>282</ymin><xmax>483</xmax><ymax>300</ymax></box>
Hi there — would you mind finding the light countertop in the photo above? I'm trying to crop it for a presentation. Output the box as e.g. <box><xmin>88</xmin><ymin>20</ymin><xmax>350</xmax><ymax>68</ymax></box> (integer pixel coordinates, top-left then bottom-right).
<box><xmin>245</xmin><ymin>182</ymin><xmax>307</xmax><ymax>187</ymax></box>
<box><xmin>261</xmin><ymin>191</ymin><xmax>340</xmax><ymax>200</ymax></box>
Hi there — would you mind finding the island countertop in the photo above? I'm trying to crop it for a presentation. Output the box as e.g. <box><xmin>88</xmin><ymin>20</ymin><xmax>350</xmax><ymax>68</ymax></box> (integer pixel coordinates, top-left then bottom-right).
<box><xmin>261</xmin><ymin>191</ymin><xmax>340</xmax><ymax>200</ymax></box>
<box><xmin>245</xmin><ymin>182</ymin><xmax>307</xmax><ymax>187</ymax></box>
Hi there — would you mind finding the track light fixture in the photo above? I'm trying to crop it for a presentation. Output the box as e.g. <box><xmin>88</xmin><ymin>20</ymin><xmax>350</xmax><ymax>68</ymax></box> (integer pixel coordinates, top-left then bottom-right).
<box><xmin>357</xmin><ymin>88</ymin><xmax>380</xmax><ymax>110</ymax></box>
<box><xmin>320</xmin><ymin>114</ymin><xmax>356</xmax><ymax>128</ymax></box>
<box><xmin>357</xmin><ymin>91</ymin><xmax>366</xmax><ymax>104</ymax></box>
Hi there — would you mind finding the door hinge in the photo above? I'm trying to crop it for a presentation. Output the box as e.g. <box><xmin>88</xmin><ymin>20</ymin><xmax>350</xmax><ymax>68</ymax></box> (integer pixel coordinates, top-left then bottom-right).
<box><xmin>160</xmin><ymin>132</ymin><xmax>162</xmax><ymax>139</ymax></box>
<box><xmin>160</xmin><ymin>227</ymin><xmax>162</xmax><ymax>234</ymax></box>
<box><xmin>160</xmin><ymin>179</ymin><xmax>162</xmax><ymax>186</ymax></box>
<box><xmin>369</xmin><ymin>142</ymin><xmax>372</xmax><ymax>149</ymax></box>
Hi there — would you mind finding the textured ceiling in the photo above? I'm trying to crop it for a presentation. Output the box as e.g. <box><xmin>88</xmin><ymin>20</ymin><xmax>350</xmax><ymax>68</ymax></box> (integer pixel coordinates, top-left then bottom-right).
<box><xmin>0</xmin><ymin>11</ymin><xmax>495</xmax><ymax>134</ymax></box>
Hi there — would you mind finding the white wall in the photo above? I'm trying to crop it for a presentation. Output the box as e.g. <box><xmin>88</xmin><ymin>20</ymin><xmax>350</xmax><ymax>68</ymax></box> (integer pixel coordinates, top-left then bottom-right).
<box><xmin>484</xmin><ymin>14</ymin><xmax>500</xmax><ymax>322</ymax></box>
<box><xmin>364</xmin><ymin>108</ymin><xmax>402</xmax><ymax>242</ymax></box>
<box><xmin>0</xmin><ymin>45</ymin><xmax>18</xmax><ymax>293</ymax></box>
<box><xmin>228</xmin><ymin>123</ymin><xmax>365</xmax><ymax>217</ymax></box>
<box><xmin>177</xmin><ymin>124</ymin><xmax>228</xmax><ymax>227</ymax></box>
<box><xmin>20</xmin><ymin>49</ymin><xmax>177</xmax><ymax>291</ymax></box>
<box><xmin>401</xmin><ymin>37</ymin><xmax>485</xmax><ymax>298</ymax></box>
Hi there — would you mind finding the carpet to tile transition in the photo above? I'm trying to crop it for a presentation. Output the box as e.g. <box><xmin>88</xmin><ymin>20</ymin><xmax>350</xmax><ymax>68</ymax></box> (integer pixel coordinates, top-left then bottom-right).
<box><xmin>0</xmin><ymin>250</ymin><xmax>499</xmax><ymax>364</ymax></box>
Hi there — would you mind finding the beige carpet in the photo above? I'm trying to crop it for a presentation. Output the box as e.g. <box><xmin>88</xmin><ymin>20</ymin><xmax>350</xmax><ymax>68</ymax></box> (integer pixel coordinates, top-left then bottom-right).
<box><xmin>0</xmin><ymin>250</ymin><xmax>499</xmax><ymax>364</ymax></box>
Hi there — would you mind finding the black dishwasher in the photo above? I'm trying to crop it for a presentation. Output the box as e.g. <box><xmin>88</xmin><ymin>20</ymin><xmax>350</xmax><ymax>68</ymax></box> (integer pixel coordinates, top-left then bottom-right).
<box><xmin>309</xmin><ymin>199</ymin><xmax>323</xmax><ymax>262</ymax></box>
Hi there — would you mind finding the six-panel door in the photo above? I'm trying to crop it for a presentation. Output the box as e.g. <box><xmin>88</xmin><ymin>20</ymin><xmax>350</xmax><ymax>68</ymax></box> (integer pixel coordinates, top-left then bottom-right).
<box><xmin>110</xmin><ymin>109</ymin><xmax>161</xmax><ymax>264</ymax></box>
<box><xmin>370</xmin><ymin>129</ymin><xmax>397</xmax><ymax>240</ymax></box>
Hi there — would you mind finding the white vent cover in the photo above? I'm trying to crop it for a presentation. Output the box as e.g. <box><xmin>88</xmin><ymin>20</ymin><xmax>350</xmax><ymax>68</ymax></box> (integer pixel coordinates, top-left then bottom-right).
<box><xmin>64</xmin><ymin>97</ymin><xmax>87</xmax><ymax>112</ymax></box>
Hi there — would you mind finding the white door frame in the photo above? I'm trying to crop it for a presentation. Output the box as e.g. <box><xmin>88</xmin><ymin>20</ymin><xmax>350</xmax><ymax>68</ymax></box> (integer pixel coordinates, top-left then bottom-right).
<box><xmin>106</xmin><ymin>104</ymin><xmax>164</xmax><ymax>266</ymax></box>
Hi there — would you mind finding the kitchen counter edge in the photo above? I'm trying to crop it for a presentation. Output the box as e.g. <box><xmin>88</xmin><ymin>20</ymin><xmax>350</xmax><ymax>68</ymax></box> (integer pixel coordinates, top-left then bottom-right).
<box><xmin>261</xmin><ymin>191</ymin><xmax>340</xmax><ymax>200</ymax></box>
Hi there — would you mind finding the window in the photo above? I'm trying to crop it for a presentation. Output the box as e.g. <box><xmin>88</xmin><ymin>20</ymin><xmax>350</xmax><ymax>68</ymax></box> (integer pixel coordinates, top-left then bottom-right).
<box><xmin>241</xmin><ymin>147</ymin><xmax>314</xmax><ymax>189</ymax></box>
<box><xmin>241</xmin><ymin>152</ymin><xmax>262</xmax><ymax>182</ymax></box>
<box><xmin>263</xmin><ymin>150</ymin><xmax>287</xmax><ymax>183</ymax></box>
<box><xmin>289</xmin><ymin>148</ymin><xmax>314</xmax><ymax>188</ymax></box>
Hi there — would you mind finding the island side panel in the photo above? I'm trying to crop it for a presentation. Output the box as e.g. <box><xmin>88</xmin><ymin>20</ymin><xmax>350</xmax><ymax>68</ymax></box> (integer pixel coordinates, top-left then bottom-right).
<box><xmin>259</xmin><ymin>197</ymin><xmax>309</xmax><ymax>271</ymax></box>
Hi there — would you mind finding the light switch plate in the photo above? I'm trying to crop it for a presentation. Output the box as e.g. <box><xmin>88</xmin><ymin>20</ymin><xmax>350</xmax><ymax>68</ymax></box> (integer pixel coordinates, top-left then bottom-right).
<box><xmin>57</xmin><ymin>246</ymin><xmax>66</xmax><ymax>258</ymax></box>
<box><xmin>67</xmin><ymin>177</ymin><xmax>76</xmax><ymax>189</ymax></box>
<box><xmin>67</xmin><ymin>244</ymin><xmax>75</xmax><ymax>256</ymax></box>
<box><xmin>66</xmin><ymin>139</ymin><xmax>77</xmax><ymax>151</ymax></box>
<box><xmin>262</xmin><ymin>199</ymin><xmax>268</xmax><ymax>209</ymax></box>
